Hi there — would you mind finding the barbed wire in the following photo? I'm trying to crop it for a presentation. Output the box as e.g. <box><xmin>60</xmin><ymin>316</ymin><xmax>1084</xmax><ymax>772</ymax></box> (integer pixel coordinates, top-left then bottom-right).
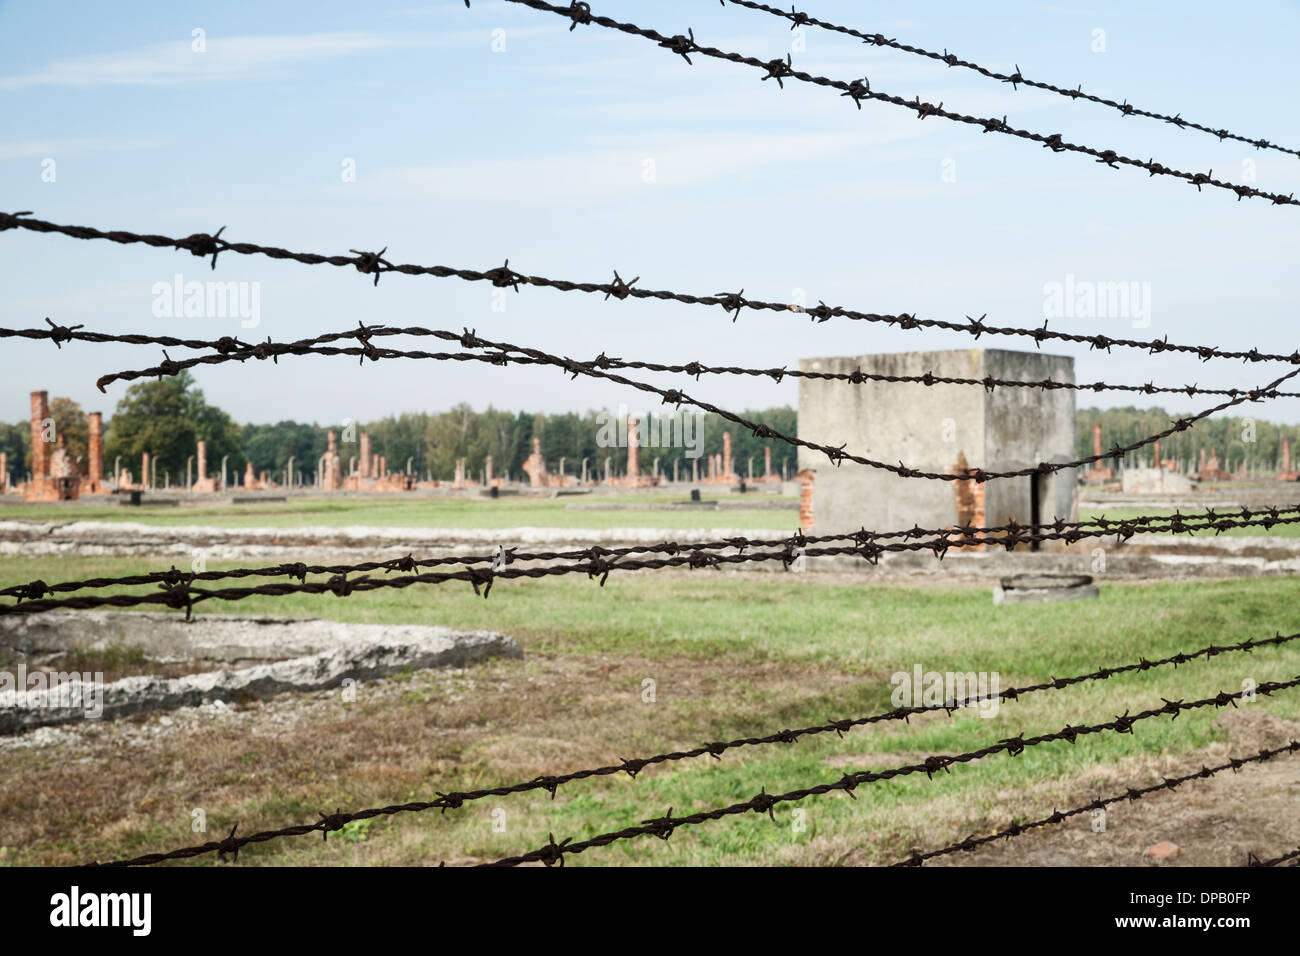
<box><xmin>0</xmin><ymin>318</ymin><xmax>257</xmax><ymax>353</ymax></box>
<box><xmin>894</xmin><ymin>741</ymin><xmax>1300</xmax><ymax>866</ymax></box>
<box><xmin>9</xmin><ymin>502</ymin><xmax>1297</xmax><ymax>605</ymax></box>
<box><xmin>3</xmin><ymin>320</ymin><xmax>1278</xmax><ymax>402</ymax></box>
<box><xmin>7</xmin><ymin>214</ymin><xmax>1300</xmax><ymax>367</ymax></box>
<box><xmin>11</xmin><ymin>506</ymin><xmax>1300</xmax><ymax>619</ymax></box>
<box><xmin>89</xmin><ymin>629</ymin><xmax>1300</xmax><ymax>866</ymax></box>
<box><xmin>720</xmin><ymin>0</ymin><xmax>1300</xmax><ymax>161</ymax></box>
<box><xmin>96</xmin><ymin>322</ymin><xmax>1300</xmax><ymax>484</ymax></box>
<box><xmin>484</xmin><ymin>675</ymin><xmax>1300</xmax><ymax>866</ymax></box>
<box><xmin>1249</xmin><ymin>843</ymin><xmax>1300</xmax><ymax>867</ymax></box>
<box><xmin>492</xmin><ymin>0</ymin><xmax>1300</xmax><ymax>208</ymax></box>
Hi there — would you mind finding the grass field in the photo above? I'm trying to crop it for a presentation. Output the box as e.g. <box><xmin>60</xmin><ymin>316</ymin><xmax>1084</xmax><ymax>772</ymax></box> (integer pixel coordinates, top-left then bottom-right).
<box><xmin>2</xmin><ymin>552</ymin><xmax>1297</xmax><ymax>866</ymax></box>
<box><xmin>8</xmin><ymin>495</ymin><xmax>1300</xmax><ymax>540</ymax></box>
<box><xmin>0</xmin><ymin>493</ymin><xmax>798</xmax><ymax>531</ymax></box>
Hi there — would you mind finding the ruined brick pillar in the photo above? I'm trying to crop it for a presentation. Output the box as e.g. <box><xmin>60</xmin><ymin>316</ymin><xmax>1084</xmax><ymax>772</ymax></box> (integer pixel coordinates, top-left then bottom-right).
<box><xmin>722</xmin><ymin>431</ymin><xmax>732</xmax><ymax>479</ymax></box>
<box><xmin>323</xmin><ymin>430</ymin><xmax>341</xmax><ymax>490</ymax></box>
<box><xmin>798</xmin><ymin>469</ymin><xmax>815</xmax><ymax>531</ymax></box>
<box><xmin>244</xmin><ymin>460</ymin><xmax>255</xmax><ymax>488</ymax></box>
<box><xmin>523</xmin><ymin>438</ymin><xmax>548</xmax><ymax>487</ymax></box>
<box><xmin>764</xmin><ymin>445</ymin><xmax>772</xmax><ymax>480</ymax></box>
<box><xmin>1284</xmin><ymin>437</ymin><xmax>1293</xmax><ymax>475</ymax></box>
<box><xmin>359</xmin><ymin>433</ymin><xmax>371</xmax><ymax>479</ymax></box>
<box><xmin>141</xmin><ymin>452</ymin><xmax>151</xmax><ymax>490</ymax></box>
<box><xmin>626</xmin><ymin>418</ymin><xmax>640</xmax><ymax>481</ymax></box>
<box><xmin>87</xmin><ymin>412</ymin><xmax>103</xmax><ymax>487</ymax></box>
<box><xmin>191</xmin><ymin>438</ymin><xmax>221</xmax><ymax>493</ymax></box>
<box><xmin>454</xmin><ymin>458</ymin><xmax>465</xmax><ymax>490</ymax></box>
<box><xmin>29</xmin><ymin>391</ymin><xmax>50</xmax><ymax>481</ymax></box>
<box><xmin>950</xmin><ymin>451</ymin><xmax>987</xmax><ymax>551</ymax></box>
<box><xmin>1199</xmin><ymin>448</ymin><xmax>1207</xmax><ymax>473</ymax></box>
<box><xmin>1152</xmin><ymin>440</ymin><xmax>1160</xmax><ymax>470</ymax></box>
<box><xmin>0</xmin><ymin>452</ymin><xmax>7</xmax><ymax>494</ymax></box>
<box><xmin>1092</xmin><ymin>424</ymin><xmax>1102</xmax><ymax>459</ymax></box>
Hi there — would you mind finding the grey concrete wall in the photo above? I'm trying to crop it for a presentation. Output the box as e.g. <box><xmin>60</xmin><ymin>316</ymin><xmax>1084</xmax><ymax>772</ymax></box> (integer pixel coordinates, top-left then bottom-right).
<box><xmin>982</xmin><ymin>349</ymin><xmax>1077</xmax><ymax>526</ymax></box>
<box><xmin>797</xmin><ymin>348</ymin><xmax>1076</xmax><ymax>535</ymax></box>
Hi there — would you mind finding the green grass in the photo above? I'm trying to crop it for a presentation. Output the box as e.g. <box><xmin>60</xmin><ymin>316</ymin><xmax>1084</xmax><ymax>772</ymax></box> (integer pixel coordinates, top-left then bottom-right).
<box><xmin>3</xmin><ymin>552</ymin><xmax>1297</xmax><ymax>866</ymax></box>
<box><xmin>0</xmin><ymin>493</ymin><xmax>797</xmax><ymax>531</ymax></box>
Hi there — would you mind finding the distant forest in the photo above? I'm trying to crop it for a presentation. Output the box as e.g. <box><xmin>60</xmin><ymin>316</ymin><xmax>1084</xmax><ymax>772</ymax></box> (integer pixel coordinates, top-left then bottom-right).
<box><xmin>1076</xmin><ymin>406</ymin><xmax>1300</xmax><ymax>473</ymax></box>
<box><xmin>2</xmin><ymin>373</ymin><xmax>1295</xmax><ymax>485</ymax></box>
<box><xmin>0</xmin><ymin>373</ymin><xmax>797</xmax><ymax>485</ymax></box>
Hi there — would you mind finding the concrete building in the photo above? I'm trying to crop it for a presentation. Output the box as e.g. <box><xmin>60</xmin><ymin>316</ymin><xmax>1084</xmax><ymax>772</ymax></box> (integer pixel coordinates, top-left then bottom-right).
<box><xmin>797</xmin><ymin>349</ymin><xmax>1077</xmax><ymax>540</ymax></box>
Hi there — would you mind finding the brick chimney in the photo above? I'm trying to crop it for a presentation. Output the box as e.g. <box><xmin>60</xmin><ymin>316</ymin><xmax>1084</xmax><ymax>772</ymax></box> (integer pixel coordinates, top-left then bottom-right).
<box><xmin>87</xmin><ymin>412</ymin><xmax>103</xmax><ymax>487</ymax></box>
<box><xmin>30</xmin><ymin>391</ymin><xmax>49</xmax><ymax>480</ymax></box>
<box><xmin>626</xmin><ymin>417</ymin><xmax>640</xmax><ymax>480</ymax></box>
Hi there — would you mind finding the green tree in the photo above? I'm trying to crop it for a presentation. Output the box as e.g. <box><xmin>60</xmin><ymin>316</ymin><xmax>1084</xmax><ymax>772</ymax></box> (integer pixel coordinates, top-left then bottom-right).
<box><xmin>0</xmin><ymin>421</ymin><xmax>29</xmax><ymax>480</ymax></box>
<box><xmin>242</xmin><ymin>422</ymin><xmax>326</xmax><ymax>481</ymax></box>
<box><xmin>103</xmin><ymin>371</ymin><xmax>244</xmax><ymax>481</ymax></box>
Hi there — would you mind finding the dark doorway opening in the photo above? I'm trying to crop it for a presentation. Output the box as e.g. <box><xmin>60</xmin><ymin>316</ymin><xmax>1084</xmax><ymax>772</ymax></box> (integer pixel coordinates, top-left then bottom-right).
<box><xmin>1029</xmin><ymin>474</ymin><xmax>1043</xmax><ymax>551</ymax></box>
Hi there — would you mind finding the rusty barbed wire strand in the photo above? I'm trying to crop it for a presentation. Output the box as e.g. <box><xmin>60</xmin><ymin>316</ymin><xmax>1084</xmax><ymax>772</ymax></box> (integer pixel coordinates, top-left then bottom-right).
<box><xmin>893</xmin><ymin>741</ymin><xmax>1300</xmax><ymax>866</ymax></box>
<box><xmin>4</xmin><ymin>320</ymin><xmax>1282</xmax><ymax>402</ymax></box>
<box><xmin>492</xmin><ymin>0</ymin><xmax>1300</xmax><ymax>208</ymax></box>
<box><xmin>0</xmin><ymin>318</ymin><xmax>257</xmax><ymax>353</ymax></box>
<box><xmin>88</xmin><ymin>628</ymin><xmax>1300</xmax><ymax>866</ymax></box>
<box><xmin>9</xmin><ymin>506</ymin><xmax>1300</xmax><ymax>618</ymax></box>
<box><xmin>1248</xmin><ymin>843</ymin><xmax>1300</xmax><ymax>867</ymax></box>
<box><xmin>10</xmin><ymin>502</ymin><xmax>1300</xmax><ymax>606</ymax></box>
<box><xmin>6</xmin><ymin>213</ymin><xmax>1300</xmax><ymax>367</ymax></box>
<box><xmin>483</xmin><ymin>675</ymin><xmax>1300</xmax><ymax>866</ymax></box>
<box><xmin>9</xmin><ymin>502</ymin><xmax>1296</xmax><ymax>604</ymax></box>
<box><xmin>103</xmin><ymin>323</ymin><xmax>1300</xmax><ymax>484</ymax></box>
<box><xmin>720</xmin><ymin>0</ymin><xmax>1300</xmax><ymax>161</ymax></box>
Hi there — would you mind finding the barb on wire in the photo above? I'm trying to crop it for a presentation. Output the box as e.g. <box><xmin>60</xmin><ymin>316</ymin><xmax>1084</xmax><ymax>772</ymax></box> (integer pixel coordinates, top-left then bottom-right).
<box><xmin>89</xmin><ymin>629</ymin><xmax>1300</xmax><ymax>866</ymax></box>
<box><xmin>720</xmin><ymin>0</ymin><xmax>1300</xmax><ymax>161</ymax></box>
<box><xmin>1248</xmin><ymin>843</ymin><xmax>1300</xmax><ymax>867</ymax></box>
<box><xmin>98</xmin><ymin>322</ymin><xmax>1300</xmax><ymax>485</ymax></box>
<box><xmin>6</xmin><ymin>213</ymin><xmax>1300</xmax><ymax>367</ymax></box>
<box><xmin>895</xmin><ymin>741</ymin><xmax>1300</xmax><ymax>865</ymax></box>
<box><xmin>1</xmin><ymin>319</ymin><xmax>256</xmax><ymax>353</ymax></box>
<box><xmin>4</xmin><ymin>320</ymin><xmax>1283</xmax><ymax>403</ymax></box>
<box><xmin>492</xmin><ymin>0</ymin><xmax>1299</xmax><ymax>208</ymax></box>
<box><xmin>8</xmin><ymin>504</ymin><xmax>1300</xmax><ymax>619</ymax></box>
<box><xmin>9</xmin><ymin>502</ymin><xmax>1297</xmax><ymax>604</ymax></box>
<box><xmin>483</xmin><ymin>675</ymin><xmax>1300</xmax><ymax>866</ymax></box>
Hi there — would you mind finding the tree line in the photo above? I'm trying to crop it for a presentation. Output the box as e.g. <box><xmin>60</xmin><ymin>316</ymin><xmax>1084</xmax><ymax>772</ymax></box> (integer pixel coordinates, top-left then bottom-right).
<box><xmin>0</xmin><ymin>374</ymin><xmax>798</xmax><ymax>485</ymax></box>
<box><xmin>5</xmin><ymin>375</ymin><xmax>1294</xmax><ymax>486</ymax></box>
<box><xmin>1077</xmin><ymin>406</ymin><xmax>1300</xmax><ymax>472</ymax></box>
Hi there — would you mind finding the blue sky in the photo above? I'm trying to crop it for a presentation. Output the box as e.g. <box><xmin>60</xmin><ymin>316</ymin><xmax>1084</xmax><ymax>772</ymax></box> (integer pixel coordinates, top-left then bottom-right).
<box><xmin>2</xmin><ymin>0</ymin><xmax>1299</xmax><ymax>427</ymax></box>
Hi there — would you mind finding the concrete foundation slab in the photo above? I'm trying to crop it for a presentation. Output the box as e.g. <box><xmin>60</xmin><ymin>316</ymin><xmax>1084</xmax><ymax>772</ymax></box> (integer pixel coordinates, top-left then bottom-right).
<box><xmin>0</xmin><ymin>613</ymin><xmax>521</xmax><ymax>733</ymax></box>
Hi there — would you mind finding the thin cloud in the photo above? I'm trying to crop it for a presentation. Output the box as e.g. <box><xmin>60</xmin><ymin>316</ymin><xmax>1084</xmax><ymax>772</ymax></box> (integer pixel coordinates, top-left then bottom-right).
<box><xmin>0</xmin><ymin>29</ymin><xmax>549</xmax><ymax>91</ymax></box>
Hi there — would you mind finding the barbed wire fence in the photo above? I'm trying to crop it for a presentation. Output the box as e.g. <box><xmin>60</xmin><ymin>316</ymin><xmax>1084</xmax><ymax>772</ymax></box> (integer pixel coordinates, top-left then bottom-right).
<box><xmin>3</xmin><ymin>0</ymin><xmax>1300</xmax><ymax>869</ymax></box>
